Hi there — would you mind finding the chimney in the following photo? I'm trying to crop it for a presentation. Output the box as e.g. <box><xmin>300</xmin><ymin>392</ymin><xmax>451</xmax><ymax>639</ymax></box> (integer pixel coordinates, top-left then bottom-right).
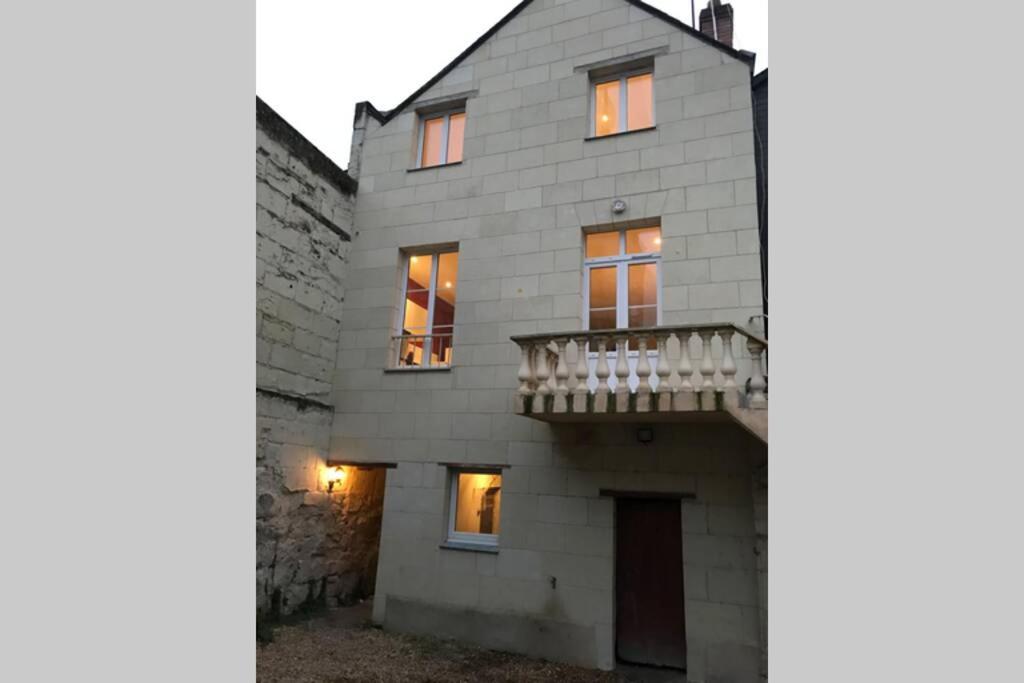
<box><xmin>699</xmin><ymin>0</ymin><xmax>734</xmax><ymax>47</ymax></box>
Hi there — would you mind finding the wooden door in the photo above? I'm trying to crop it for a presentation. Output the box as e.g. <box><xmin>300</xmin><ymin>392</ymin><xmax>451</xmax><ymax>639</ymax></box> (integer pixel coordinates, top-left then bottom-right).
<box><xmin>615</xmin><ymin>497</ymin><xmax>687</xmax><ymax>669</ymax></box>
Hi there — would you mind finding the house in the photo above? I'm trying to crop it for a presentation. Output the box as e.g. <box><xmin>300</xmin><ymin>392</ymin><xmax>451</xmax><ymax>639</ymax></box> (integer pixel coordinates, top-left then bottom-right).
<box><xmin>257</xmin><ymin>0</ymin><xmax>768</xmax><ymax>680</ymax></box>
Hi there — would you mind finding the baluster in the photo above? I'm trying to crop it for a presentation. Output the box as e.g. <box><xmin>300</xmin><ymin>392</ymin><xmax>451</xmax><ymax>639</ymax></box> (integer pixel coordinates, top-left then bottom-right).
<box><xmin>674</xmin><ymin>330</ymin><xmax>696</xmax><ymax>411</ymax></box>
<box><xmin>655</xmin><ymin>332</ymin><xmax>672</xmax><ymax>412</ymax></box>
<box><xmin>636</xmin><ymin>336</ymin><xmax>652</xmax><ymax>412</ymax></box>
<box><xmin>699</xmin><ymin>329</ymin><xmax>716</xmax><ymax>410</ymax></box>
<box><xmin>720</xmin><ymin>329</ymin><xmax>738</xmax><ymax>408</ymax></box>
<box><xmin>572</xmin><ymin>336</ymin><xmax>590</xmax><ymax>413</ymax></box>
<box><xmin>553</xmin><ymin>338</ymin><xmax>570</xmax><ymax>413</ymax></box>
<box><xmin>515</xmin><ymin>342</ymin><xmax>535</xmax><ymax>414</ymax></box>
<box><xmin>534</xmin><ymin>341</ymin><xmax>551</xmax><ymax>413</ymax></box>
<box><xmin>747</xmin><ymin>338</ymin><xmax>767</xmax><ymax>409</ymax></box>
<box><xmin>614</xmin><ymin>334</ymin><xmax>631</xmax><ymax>413</ymax></box>
<box><xmin>594</xmin><ymin>337</ymin><xmax>611</xmax><ymax>413</ymax></box>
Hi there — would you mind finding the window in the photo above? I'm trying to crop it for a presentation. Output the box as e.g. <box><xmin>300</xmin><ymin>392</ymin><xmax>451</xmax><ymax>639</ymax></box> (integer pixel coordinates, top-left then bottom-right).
<box><xmin>592</xmin><ymin>71</ymin><xmax>653</xmax><ymax>137</ymax></box>
<box><xmin>395</xmin><ymin>249</ymin><xmax>458</xmax><ymax>368</ymax></box>
<box><xmin>584</xmin><ymin>225</ymin><xmax>662</xmax><ymax>343</ymax></box>
<box><xmin>417</xmin><ymin>110</ymin><xmax>465</xmax><ymax>168</ymax></box>
<box><xmin>447</xmin><ymin>469</ymin><xmax>502</xmax><ymax>546</ymax></box>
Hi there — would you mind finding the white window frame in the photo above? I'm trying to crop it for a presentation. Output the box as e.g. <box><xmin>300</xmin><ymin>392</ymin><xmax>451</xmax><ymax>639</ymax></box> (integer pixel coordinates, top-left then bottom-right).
<box><xmin>590</xmin><ymin>67</ymin><xmax>655</xmax><ymax>137</ymax></box>
<box><xmin>582</xmin><ymin>228</ymin><xmax>663</xmax><ymax>334</ymax></box>
<box><xmin>395</xmin><ymin>248</ymin><xmax>458</xmax><ymax>368</ymax></box>
<box><xmin>446</xmin><ymin>468</ymin><xmax>501</xmax><ymax>547</ymax></box>
<box><xmin>416</xmin><ymin>109</ymin><xmax>465</xmax><ymax>168</ymax></box>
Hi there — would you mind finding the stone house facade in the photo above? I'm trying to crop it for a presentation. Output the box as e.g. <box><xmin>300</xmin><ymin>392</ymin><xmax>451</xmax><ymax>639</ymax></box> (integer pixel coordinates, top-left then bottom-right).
<box><xmin>257</xmin><ymin>1</ymin><xmax>768</xmax><ymax>680</ymax></box>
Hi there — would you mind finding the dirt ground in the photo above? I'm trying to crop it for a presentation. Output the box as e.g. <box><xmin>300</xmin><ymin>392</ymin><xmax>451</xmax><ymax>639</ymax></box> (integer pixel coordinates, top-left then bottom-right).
<box><xmin>257</xmin><ymin>602</ymin><xmax>680</xmax><ymax>682</ymax></box>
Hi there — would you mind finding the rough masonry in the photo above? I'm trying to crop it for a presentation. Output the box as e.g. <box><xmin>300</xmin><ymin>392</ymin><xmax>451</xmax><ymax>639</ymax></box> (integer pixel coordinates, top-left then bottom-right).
<box><xmin>256</xmin><ymin>98</ymin><xmax>384</xmax><ymax>623</ymax></box>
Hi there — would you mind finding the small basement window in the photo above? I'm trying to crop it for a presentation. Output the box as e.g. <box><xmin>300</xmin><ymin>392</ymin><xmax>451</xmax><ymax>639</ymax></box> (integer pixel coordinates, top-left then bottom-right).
<box><xmin>447</xmin><ymin>469</ymin><xmax>502</xmax><ymax>546</ymax></box>
<box><xmin>592</xmin><ymin>69</ymin><xmax>653</xmax><ymax>137</ymax></box>
<box><xmin>417</xmin><ymin>109</ymin><xmax>466</xmax><ymax>168</ymax></box>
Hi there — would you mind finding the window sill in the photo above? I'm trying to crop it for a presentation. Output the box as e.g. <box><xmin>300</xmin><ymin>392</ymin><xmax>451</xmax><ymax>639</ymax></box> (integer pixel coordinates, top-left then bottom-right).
<box><xmin>384</xmin><ymin>366</ymin><xmax>452</xmax><ymax>373</ymax></box>
<box><xmin>407</xmin><ymin>161</ymin><xmax>463</xmax><ymax>173</ymax></box>
<box><xmin>439</xmin><ymin>541</ymin><xmax>499</xmax><ymax>554</ymax></box>
<box><xmin>584</xmin><ymin>126</ymin><xmax>657</xmax><ymax>142</ymax></box>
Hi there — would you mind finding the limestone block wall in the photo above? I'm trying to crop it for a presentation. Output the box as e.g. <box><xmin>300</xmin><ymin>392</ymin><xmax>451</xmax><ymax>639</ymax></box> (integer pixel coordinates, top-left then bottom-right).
<box><xmin>333</xmin><ymin>0</ymin><xmax>767</xmax><ymax>676</ymax></box>
<box><xmin>256</xmin><ymin>99</ymin><xmax>379</xmax><ymax>620</ymax></box>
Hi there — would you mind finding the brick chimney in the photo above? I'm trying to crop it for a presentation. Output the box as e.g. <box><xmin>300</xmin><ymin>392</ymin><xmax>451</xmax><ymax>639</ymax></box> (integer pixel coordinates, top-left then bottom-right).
<box><xmin>699</xmin><ymin>0</ymin><xmax>734</xmax><ymax>47</ymax></box>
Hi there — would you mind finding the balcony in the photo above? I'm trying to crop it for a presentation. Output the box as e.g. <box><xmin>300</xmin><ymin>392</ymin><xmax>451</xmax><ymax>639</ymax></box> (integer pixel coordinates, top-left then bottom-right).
<box><xmin>511</xmin><ymin>324</ymin><xmax>767</xmax><ymax>442</ymax></box>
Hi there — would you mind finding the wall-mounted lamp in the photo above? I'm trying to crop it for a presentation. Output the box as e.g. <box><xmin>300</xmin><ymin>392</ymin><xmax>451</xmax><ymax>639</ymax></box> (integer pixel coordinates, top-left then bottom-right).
<box><xmin>636</xmin><ymin>427</ymin><xmax>654</xmax><ymax>445</ymax></box>
<box><xmin>325</xmin><ymin>466</ymin><xmax>346</xmax><ymax>493</ymax></box>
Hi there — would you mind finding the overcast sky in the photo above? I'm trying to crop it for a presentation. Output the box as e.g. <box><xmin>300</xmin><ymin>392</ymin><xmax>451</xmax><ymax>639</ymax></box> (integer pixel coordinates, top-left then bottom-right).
<box><xmin>257</xmin><ymin>0</ymin><xmax>767</xmax><ymax>169</ymax></box>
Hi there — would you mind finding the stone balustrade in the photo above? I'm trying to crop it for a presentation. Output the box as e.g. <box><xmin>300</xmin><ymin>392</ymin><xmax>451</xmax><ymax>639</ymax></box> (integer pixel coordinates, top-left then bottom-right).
<box><xmin>511</xmin><ymin>324</ymin><xmax>767</xmax><ymax>418</ymax></box>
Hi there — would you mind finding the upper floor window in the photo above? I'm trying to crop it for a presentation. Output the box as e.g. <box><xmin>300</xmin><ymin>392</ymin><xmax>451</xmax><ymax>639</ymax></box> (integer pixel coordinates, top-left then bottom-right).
<box><xmin>592</xmin><ymin>70</ymin><xmax>654</xmax><ymax>137</ymax></box>
<box><xmin>584</xmin><ymin>225</ymin><xmax>662</xmax><ymax>336</ymax></box>
<box><xmin>417</xmin><ymin>110</ymin><xmax>465</xmax><ymax>168</ymax></box>
<box><xmin>394</xmin><ymin>248</ymin><xmax>458</xmax><ymax>368</ymax></box>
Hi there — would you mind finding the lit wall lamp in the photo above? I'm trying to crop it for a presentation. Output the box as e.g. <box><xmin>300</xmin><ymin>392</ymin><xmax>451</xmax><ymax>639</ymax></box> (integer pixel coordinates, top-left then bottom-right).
<box><xmin>324</xmin><ymin>466</ymin><xmax>346</xmax><ymax>493</ymax></box>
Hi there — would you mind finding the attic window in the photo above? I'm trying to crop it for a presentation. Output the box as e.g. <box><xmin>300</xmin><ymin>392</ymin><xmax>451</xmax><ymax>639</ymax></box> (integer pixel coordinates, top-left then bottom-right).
<box><xmin>591</xmin><ymin>69</ymin><xmax>654</xmax><ymax>137</ymax></box>
<box><xmin>417</xmin><ymin>109</ymin><xmax>465</xmax><ymax>168</ymax></box>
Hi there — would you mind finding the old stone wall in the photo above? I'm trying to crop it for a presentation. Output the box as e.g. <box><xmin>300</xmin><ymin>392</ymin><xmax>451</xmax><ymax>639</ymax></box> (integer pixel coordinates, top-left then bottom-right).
<box><xmin>256</xmin><ymin>98</ymin><xmax>381</xmax><ymax>621</ymax></box>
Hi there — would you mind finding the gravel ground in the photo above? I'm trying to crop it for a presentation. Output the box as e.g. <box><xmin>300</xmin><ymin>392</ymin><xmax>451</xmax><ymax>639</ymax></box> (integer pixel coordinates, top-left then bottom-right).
<box><xmin>257</xmin><ymin>604</ymin><xmax>637</xmax><ymax>683</ymax></box>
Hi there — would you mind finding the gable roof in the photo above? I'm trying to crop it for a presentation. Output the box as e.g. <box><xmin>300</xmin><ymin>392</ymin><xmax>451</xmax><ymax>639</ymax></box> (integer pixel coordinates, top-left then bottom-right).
<box><xmin>360</xmin><ymin>0</ymin><xmax>756</xmax><ymax>126</ymax></box>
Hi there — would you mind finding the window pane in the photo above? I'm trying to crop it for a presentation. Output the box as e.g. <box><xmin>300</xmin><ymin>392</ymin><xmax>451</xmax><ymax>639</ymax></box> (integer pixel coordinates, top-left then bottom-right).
<box><xmin>589</xmin><ymin>309</ymin><xmax>617</xmax><ymax>331</ymax></box>
<box><xmin>421</xmin><ymin>116</ymin><xmax>444</xmax><ymax>167</ymax></box>
<box><xmin>446</xmin><ymin>113</ymin><xmax>465</xmax><ymax>164</ymax></box>
<box><xmin>589</xmin><ymin>266</ymin><xmax>617</xmax><ymax>310</ymax></box>
<box><xmin>629</xmin><ymin>306</ymin><xmax>658</xmax><ymax>328</ymax></box>
<box><xmin>432</xmin><ymin>252</ymin><xmax>458</xmax><ymax>364</ymax></box>
<box><xmin>594</xmin><ymin>80</ymin><xmax>620</xmax><ymax>136</ymax></box>
<box><xmin>407</xmin><ymin>254</ymin><xmax>433</xmax><ymax>290</ymax></box>
<box><xmin>454</xmin><ymin>472</ymin><xmax>502</xmax><ymax>534</ymax></box>
<box><xmin>627</xmin><ymin>73</ymin><xmax>653</xmax><ymax>130</ymax></box>
<box><xmin>585</xmin><ymin>231</ymin><xmax>619</xmax><ymax>258</ymax></box>
<box><xmin>626</xmin><ymin>226</ymin><xmax>662</xmax><ymax>254</ymax></box>
<box><xmin>628</xmin><ymin>263</ymin><xmax>658</xmax><ymax>308</ymax></box>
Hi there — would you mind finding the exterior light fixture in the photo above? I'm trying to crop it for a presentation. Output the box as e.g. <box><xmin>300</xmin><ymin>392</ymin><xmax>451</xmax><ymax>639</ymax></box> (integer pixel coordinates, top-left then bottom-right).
<box><xmin>325</xmin><ymin>466</ymin><xmax>346</xmax><ymax>493</ymax></box>
<box><xmin>636</xmin><ymin>427</ymin><xmax>654</xmax><ymax>444</ymax></box>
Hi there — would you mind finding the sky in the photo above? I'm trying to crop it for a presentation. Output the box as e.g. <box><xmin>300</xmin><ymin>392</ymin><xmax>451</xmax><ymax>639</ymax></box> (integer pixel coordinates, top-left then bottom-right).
<box><xmin>257</xmin><ymin>0</ymin><xmax>767</xmax><ymax>169</ymax></box>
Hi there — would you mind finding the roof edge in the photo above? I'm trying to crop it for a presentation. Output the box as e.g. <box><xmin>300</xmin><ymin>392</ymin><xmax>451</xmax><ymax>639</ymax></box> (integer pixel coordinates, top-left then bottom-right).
<box><xmin>371</xmin><ymin>0</ymin><xmax>757</xmax><ymax>128</ymax></box>
<box><xmin>257</xmin><ymin>96</ymin><xmax>358</xmax><ymax>196</ymax></box>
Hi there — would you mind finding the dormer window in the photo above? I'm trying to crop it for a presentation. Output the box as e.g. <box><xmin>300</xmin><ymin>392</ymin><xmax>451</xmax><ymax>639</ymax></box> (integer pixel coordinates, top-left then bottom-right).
<box><xmin>417</xmin><ymin>109</ymin><xmax>465</xmax><ymax>168</ymax></box>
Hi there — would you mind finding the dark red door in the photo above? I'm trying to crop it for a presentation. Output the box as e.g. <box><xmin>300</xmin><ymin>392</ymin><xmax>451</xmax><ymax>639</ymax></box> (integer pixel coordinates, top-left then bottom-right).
<box><xmin>615</xmin><ymin>497</ymin><xmax>687</xmax><ymax>669</ymax></box>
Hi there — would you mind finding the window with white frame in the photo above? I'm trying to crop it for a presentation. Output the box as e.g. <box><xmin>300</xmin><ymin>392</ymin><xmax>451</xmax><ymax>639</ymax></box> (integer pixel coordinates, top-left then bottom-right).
<box><xmin>584</xmin><ymin>225</ymin><xmax>662</xmax><ymax>342</ymax></box>
<box><xmin>416</xmin><ymin>109</ymin><xmax>466</xmax><ymax>168</ymax></box>
<box><xmin>447</xmin><ymin>469</ymin><xmax>502</xmax><ymax>546</ymax></box>
<box><xmin>395</xmin><ymin>248</ymin><xmax>459</xmax><ymax>368</ymax></box>
<box><xmin>591</xmin><ymin>69</ymin><xmax>654</xmax><ymax>137</ymax></box>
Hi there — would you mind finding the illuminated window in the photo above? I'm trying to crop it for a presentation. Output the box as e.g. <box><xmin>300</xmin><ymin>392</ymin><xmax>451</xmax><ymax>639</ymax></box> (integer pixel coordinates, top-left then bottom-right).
<box><xmin>592</xmin><ymin>70</ymin><xmax>654</xmax><ymax>137</ymax></box>
<box><xmin>447</xmin><ymin>469</ymin><xmax>502</xmax><ymax>546</ymax></box>
<box><xmin>396</xmin><ymin>249</ymin><xmax>458</xmax><ymax>368</ymax></box>
<box><xmin>585</xmin><ymin>226</ymin><xmax>662</xmax><ymax>344</ymax></box>
<box><xmin>417</xmin><ymin>110</ymin><xmax>466</xmax><ymax>168</ymax></box>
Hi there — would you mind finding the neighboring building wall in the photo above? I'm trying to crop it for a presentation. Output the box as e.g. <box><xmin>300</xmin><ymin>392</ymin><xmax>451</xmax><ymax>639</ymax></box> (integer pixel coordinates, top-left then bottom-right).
<box><xmin>336</xmin><ymin>0</ymin><xmax>765</xmax><ymax>679</ymax></box>
<box><xmin>256</xmin><ymin>99</ymin><xmax>383</xmax><ymax>620</ymax></box>
<box><xmin>751</xmin><ymin>70</ymin><xmax>767</xmax><ymax>323</ymax></box>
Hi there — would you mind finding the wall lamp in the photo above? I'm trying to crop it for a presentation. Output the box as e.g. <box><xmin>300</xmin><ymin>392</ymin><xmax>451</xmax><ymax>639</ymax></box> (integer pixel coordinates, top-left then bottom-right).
<box><xmin>636</xmin><ymin>427</ymin><xmax>654</xmax><ymax>445</ymax></box>
<box><xmin>324</xmin><ymin>466</ymin><xmax>346</xmax><ymax>493</ymax></box>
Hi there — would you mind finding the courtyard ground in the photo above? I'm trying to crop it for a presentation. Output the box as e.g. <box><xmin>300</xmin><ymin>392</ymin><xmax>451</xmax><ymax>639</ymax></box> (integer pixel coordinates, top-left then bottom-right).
<box><xmin>257</xmin><ymin>602</ymin><xmax>684</xmax><ymax>682</ymax></box>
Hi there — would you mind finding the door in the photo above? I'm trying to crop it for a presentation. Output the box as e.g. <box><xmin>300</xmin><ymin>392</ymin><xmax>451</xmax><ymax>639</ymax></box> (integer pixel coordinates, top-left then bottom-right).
<box><xmin>615</xmin><ymin>497</ymin><xmax>687</xmax><ymax>669</ymax></box>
